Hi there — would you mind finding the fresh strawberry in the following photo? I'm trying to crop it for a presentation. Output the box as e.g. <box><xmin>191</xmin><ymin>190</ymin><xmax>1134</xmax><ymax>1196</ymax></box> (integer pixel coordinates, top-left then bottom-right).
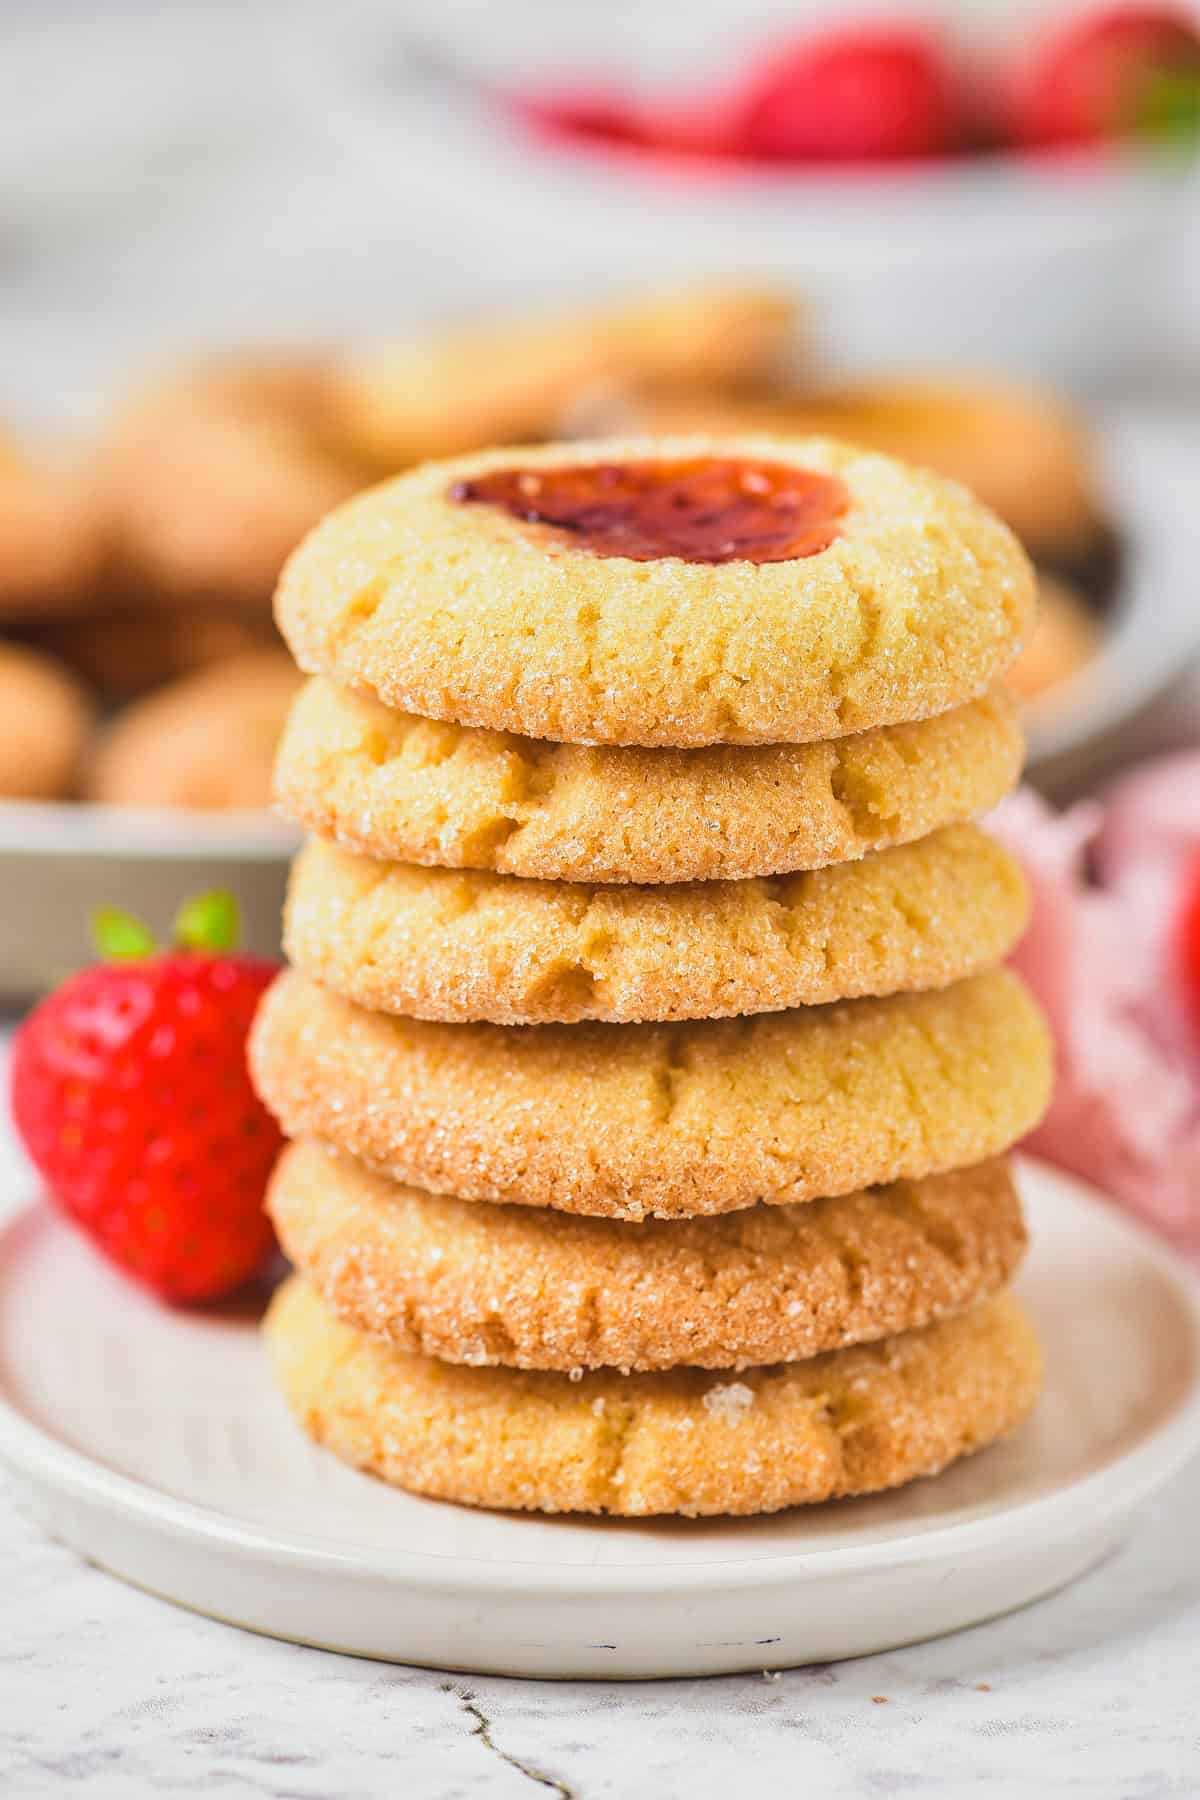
<box><xmin>10</xmin><ymin>891</ymin><xmax>282</xmax><ymax>1304</ymax></box>
<box><xmin>1013</xmin><ymin>5</ymin><xmax>1200</xmax><ymax>149</ymax></box>
<box><xmin>736</xmin><ymin>26</ymin><xmax>959</xmax><ymax>163</ymax></box>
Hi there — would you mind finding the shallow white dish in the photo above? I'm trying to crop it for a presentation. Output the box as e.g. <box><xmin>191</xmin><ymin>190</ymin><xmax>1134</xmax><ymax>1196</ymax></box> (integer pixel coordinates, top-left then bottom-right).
<box><xmin>0</xmin><ymin>1157</ymin><xmax>1197</xmax><ymax>1680</ymax></box>
<box><xmin>0</xmin><ymin>802</ymin><xmax>299</xmax><ymax>1001</ymax></box>
<box><xmin>1023</xmin><ymin>412</ymin><xmax>1200</xmax><ymax>775</ymax></box>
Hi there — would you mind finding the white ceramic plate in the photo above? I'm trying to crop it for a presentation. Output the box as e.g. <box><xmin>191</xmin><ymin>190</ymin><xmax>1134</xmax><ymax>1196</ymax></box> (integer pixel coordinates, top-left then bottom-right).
<box><xmin>0</xmin><ymin>1157</ymin><xmax>1197</xmax><ymax>1680</ymax></box>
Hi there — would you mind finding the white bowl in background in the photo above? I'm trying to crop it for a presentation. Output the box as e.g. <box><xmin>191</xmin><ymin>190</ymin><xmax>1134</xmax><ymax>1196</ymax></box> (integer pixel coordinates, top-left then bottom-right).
<box><xmin>477</xmin><ymin>129</ymin><xmax>1196</xmax><ymax>380</ymax></box>
<box><xmin>286</xmin><ymin>19</ymin><xmax>1200</xmax><ymax>383</ymax></box>
<box><xmin>1024</xmin><ymin>411</ymin><xmax>1200</xmax><ymax>783</ymax></box>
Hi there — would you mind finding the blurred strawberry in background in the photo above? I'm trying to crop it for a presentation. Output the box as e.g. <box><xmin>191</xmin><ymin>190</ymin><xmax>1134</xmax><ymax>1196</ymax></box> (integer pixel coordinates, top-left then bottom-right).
<box><xmin>1012</xmin><ymin>5</ymin><xmax>1200</xmax><ymax>148</ymax></box>
<box><xmin>513</xmin><ymin>22</ymin><xmax>962</xmax><ymax>164</ymax></box>
<box><xmin>514</xmin><ymin>87</ymin><xmax>642</xmax><ymax>149</ymax></box>
<box><xmin>735</xmin><ymin>25</ymin><xmax>958</xmax><ymax>163</ymax></box>
<box><xmin>507</xmin><ymin>4</ymin><xmax>1200</xmax><ymax>166</ymax></box>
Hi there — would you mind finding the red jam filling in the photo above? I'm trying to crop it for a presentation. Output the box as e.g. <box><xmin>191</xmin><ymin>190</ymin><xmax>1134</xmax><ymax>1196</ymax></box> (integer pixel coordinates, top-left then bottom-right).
<box><xmin>449</xmin><ymin>457</ymin><xmax>849</xmax><ymax>564</ymax></box>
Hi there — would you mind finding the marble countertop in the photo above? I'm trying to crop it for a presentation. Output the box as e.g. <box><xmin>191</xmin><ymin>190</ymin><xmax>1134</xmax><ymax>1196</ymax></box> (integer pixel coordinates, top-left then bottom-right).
<box><xmin>5</xmin><ymin>1459</ymin><xmax>1198</xmax><ymax>1798</ymax></box>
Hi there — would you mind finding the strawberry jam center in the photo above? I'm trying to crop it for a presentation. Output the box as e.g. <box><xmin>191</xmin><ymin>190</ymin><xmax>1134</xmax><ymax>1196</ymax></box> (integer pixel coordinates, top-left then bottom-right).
<box><xmin>449</xmin><ymin>457</ymin><xmax>849</xmax><ymax>564</ymax></box>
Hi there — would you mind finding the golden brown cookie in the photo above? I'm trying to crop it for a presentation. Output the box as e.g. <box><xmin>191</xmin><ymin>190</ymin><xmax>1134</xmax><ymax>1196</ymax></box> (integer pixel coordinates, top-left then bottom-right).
<box><xmin>100</xmin><ymin>357</ymin><xmax>363</xmax><ymax>611</ymax></box>
<box><xmin>274</xmin><ymin>677</ymin><xmax>1023</xmax><ymax>885</ymax></box>
<box><xmin>0</xmin><ymin>640</ymin><xmax>94</xmax><ymax>800</ymax></box>
<box><xmin>250</xmin><ymin>968</ymin><xmax>1053</xmax><ymax>1220</ymax></box>
<box><xmin>614</xmin><ymin>379</ymin><xmax>1104</xmax><ymax>566</ymax></box>
<box><xmin>275</xmin><ymin>436</ymin><xmax>1035</xmax><ymax>749</ymax></box>
<box><xmin>28</xmin><ymin>605</ymin><xmax>279</xmax><ymax>701</ymax></box>
<box><xmin>0</xmin><ymin>451</ymin><xmax>103</xmax><ymax>622</ymax></box>
<box><xmin>266</xmin><ymin>1279</ymin><xmax>1043</xmax><ymax>1516</ymax></box>
<box><xmin>270</xmin><ymin>1141</ymin><xmax>1027</xmax><ymax>1372</ymax></box>
<box><xmin>283</xmin><ymin>824</ymin><xmax>1028</xmax><ymax>1025</ymax></box>
<box><xmin>87</xmin><ymin>650</ymin><xmax>302</xmax><ymax>811</ymax></box>
<box><xmin>1007</xmin><ymin>575</ymin><xmax>1101</xmax><ymax>703</ymax></box>
<box><xmin>330</xmin><ymin>286</ymin><xmax>795</xmax><ymax>470</ymax></box>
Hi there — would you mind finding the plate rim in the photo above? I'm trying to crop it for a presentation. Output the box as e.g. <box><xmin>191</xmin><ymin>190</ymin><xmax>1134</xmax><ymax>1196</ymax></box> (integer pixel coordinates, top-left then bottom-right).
<box><xmin>2</xmin><ymin>1156</ymin><xmax>1200</xmax><ymax>1600</ymax></box>
<box><xmin>0</xmin><ymin>798</ymin><xmax>298</xmax><ymax>862</ymax></box>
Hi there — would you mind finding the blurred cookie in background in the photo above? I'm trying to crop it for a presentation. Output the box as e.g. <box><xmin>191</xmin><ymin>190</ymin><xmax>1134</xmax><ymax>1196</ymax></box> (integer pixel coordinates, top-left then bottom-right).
<box><xmin>0</xmin><ymin>641</ymin><xmax>94</xmax><ymax>800</ymax></box>
<box><xmin>330</xmin><ymin>285</ymin><xmax>797</xmax><ymax>472</ymax></box>
<box><xmin>87</xmin><ymin>650</ymin><xmax>302</xmax><ymax>811</ymax></box>
<box><xmin>97</xmin><ymin>357</ymin><xmax>365</xmax><ymax>612</ymax></box>
<box><xmin>1006</xmin><ymin>574</ymin><xmax>1102</xmax><ymax>705</ymax></box>
<box><xmin>24</xmin><ymin>605</ymin><xmax>280</xmax><ymax>701</ymax></box>
<box><xmin>583</xmin><ymin>284</ymin><xmax>797</xmax><ymax>393</ymax></box>
<box><xmin>598</xmin><ymin>374</ymin><xmax>1105</xmax><ymax>570</ymax></box>
<box><xmin>0</xmin><ymin>439</ymin><xmax>104</xmax><ymax>623</ymax></box>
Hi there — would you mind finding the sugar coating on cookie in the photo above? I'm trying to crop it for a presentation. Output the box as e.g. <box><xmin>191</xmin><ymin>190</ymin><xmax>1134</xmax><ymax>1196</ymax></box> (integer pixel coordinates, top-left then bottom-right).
<box><xmin>0</xmin><ymin>641</ymin><xmax>94</xmax><ymax>800</ymax></box>
<box><xmin>265</xmin><ymin>1278</ymin><xmax>1044</xmax><ymax>1515</ymax></box>
<box><xmin>283</xmin><ymin>824</ymin><xmax>1029</xmax><ymax>1025</ymax></box>
<box><xmin>274</xmin><ymin>679</ymin><xmax>1023</xmax><ymax>885</ymax></box>
<box><xmin>270</xmin><ymin>1141</ymin><xmax>1027</xmax><ymax>1372</ymax></box>
<box><xmin>275</xmin><ymin>435</ymin><xmax>1035</xmax><ymax>748</ymax></box>
<box><xmin>250</xmin><ymin>968</ymin><xmax>1053</xmax><ymax>1220</ymax></box>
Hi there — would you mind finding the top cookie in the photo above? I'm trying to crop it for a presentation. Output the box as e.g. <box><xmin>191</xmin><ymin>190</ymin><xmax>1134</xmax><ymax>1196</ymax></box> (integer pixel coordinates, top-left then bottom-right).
<box><xmin>275</xmin><ymin>436</ymin><xmax>1035</xmax><ymax>748</ymax></box>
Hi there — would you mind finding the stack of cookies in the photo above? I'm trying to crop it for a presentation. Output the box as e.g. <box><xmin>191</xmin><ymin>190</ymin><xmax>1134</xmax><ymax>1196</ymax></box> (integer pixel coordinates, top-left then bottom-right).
<box><xmin>251</xmin><ymin>435</ymin><xmax>1052</xmax><ymax>1518</ymax></box>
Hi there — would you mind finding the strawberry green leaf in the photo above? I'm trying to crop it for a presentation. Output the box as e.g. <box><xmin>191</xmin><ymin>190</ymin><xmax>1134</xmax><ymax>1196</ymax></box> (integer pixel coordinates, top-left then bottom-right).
<box><xmin>1136</xmin><ymin>68</ymin><xmax>1200</xmax><ymax>145</ymax></box>
<box><xmin>173</xmin><ymin>889</ymin><xmax>240</xmax><ymax>953</ymax></box>
<box><xmin>91</xmin><ymin>907</ymin><xmax>157</xmax><ymax>960</ymax></box>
